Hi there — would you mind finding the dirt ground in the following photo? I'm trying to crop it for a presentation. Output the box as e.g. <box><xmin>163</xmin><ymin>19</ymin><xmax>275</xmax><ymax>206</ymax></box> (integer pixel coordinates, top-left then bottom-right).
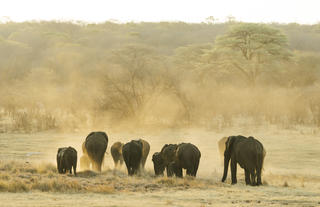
<box><xmin>0</xmin><ymin>126</ymin><xmax>320</xmax><ymax>206</ymax></box>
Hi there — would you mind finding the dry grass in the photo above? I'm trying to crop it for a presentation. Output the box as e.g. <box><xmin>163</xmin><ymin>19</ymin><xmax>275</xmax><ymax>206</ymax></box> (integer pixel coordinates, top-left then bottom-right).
<box><xmin>0</xmin><ymin>160</ymin><xmax>218</xmax><ymax>193</ymax></box>
<box><xmin>86</xmin><ymin>184</ymin><xmax>115</xmax><ymax>193</ymax></box>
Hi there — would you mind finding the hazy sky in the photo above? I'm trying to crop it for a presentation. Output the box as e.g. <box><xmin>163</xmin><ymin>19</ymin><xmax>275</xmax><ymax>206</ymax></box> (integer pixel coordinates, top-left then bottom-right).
<box><xmin>0</xmin><ymin>0</ymin><xmax>319</xmax><ymax>24</ymax></box>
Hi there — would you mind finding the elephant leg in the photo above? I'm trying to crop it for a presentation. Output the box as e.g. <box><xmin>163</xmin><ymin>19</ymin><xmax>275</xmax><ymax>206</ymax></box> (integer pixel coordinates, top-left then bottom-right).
<box><xmin>231</xmin><ymin>159</ymin><xmax>237</xmax><ymax>184</ymax></box>
<box><xmin>97</xmin><ymin>161</ymin><xmax>102</xmax><ymax>172</ymax></box>
<box><xmin>134</xmin><ymin>162</ymin><xmax>141</xmax><ymax>175</ymax></box>
<box><xmin>193</xmin><ymin>160</ymin><xmax>199</xmax><ymax>177</ymax></box>
<box><xmin>176</xmin><ymin>167</ymin><xmax>183</xmax><ymax>178</ymax></box>
<box><xmin>131</xmin><ymin>167</ymin><xmax>136</xmax><ymax>175</ymax></box>
<box><xmin>73</xmin><ymin>162</ymin><xmax>77</xmax><ymax>176</ymax></box>
<box><xmin>250</xmin><ymin>170</ymin><xmax>256</xmax><ymax>186</ymax></box>
<box><xmin>256</xmin><ymin>168</ymin><xmax>262</xmax><ymax>185</ymax></box>
<box><xmin>166</xmin><ymin>166</ymin><xmax>173</xmax><ymax>177</ymax></box>
<box><xmin>186</xmin><ymin>165</ymin><xmax>194</xmax><ymax>177</ymax></box>
<box><xmin>134</xmin><ymin>167</ymin><xmax>139</xmax><ymax>175</ymax></box>
<box><xmin>186</xmin><ymin>168</ymin><xmax>191</xmax><ymax>176</ymax></box>
<box><xmin>124</xmin><ymin>159</ymin><xmax>131</xmax><ymax>175</ymax></box>
<box><xmin>245</xmin><ymin>169</ymin><xmax>250</xmax><ymax>185</ymax></box>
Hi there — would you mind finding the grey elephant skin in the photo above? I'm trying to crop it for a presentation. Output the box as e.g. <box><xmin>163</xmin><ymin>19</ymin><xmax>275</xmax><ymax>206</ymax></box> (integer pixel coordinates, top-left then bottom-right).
<box><xmin>152</xmin><ymin>143</ymin><xmax>201</xmax><ymax>178</ymax></box>
<box><xmin>221</xmin><ymin>135</ymin><xmax>266</xmax><ymax>186</ymax></box>
<box><xmin>152</xmin><ymin>152</ymin><xmax>165</xmax><ymax>176</ymax></box>
<box><xmin>56</xmin><ymin>146</ymin><xmax>77</xmax><ymax>175</ymax></box>
<box><xmin>122</xmin><ymin>140</ymin><xmax>143</xmax><ymax>175</ymax></box>
<box><xmin>167</xmin><ymin>143</ymin><xmax>201</xmax><ymax>178</ymax></box>
<box><xmin>111</xmin><ymin>141</ymin><xmax>124</xmax><ymax>168</ymax></box>
<box><xmin>152</xmin><ymin>144</ymin><xmax>178</xmax><ymax>176</ymax></box>
<box><xmin>82</xmin><ymin>131</ymin><xmax>108</xmax><ymax>172</ymax></box>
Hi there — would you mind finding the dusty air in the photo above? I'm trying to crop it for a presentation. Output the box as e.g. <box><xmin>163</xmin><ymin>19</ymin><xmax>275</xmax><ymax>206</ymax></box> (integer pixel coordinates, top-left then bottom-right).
<box><xmin>0</xmin><ymin>19</ymin><xmax>319</xmax><ymax>206</ymax></box>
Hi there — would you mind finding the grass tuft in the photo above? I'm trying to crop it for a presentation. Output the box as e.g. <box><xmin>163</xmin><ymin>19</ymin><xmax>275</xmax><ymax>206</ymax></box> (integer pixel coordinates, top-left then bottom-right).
<box><xmin>86</xmin><ymin>185</ymin><xmax>115</xmax><ymax>194</ymax></box>
<box><xmin>0</xmin><ymin>181</ymin><xmax>8</xmax><ymax>192</ymax></box>
<box><xmin>156</xmin><ymin>177</ymin><xmax>178</xmax><ymax>186</ymax></box>
<box><xmin>32</xmin><ymin>178</ymin><xmax>83</xmax><ymax>192</ymax></box>
<box><xmin>36</xmin><ymin>163</ymin><xmax>57</xmax><ymax>174</ymax></box>
<box><xmin>7</xmin><ymin>180</ymin><xmax>29</xmax><ymax>192</ymax></box>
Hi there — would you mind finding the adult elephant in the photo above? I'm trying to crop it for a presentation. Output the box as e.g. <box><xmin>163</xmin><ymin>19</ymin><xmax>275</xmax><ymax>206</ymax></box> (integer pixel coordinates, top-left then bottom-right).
<box><xmin>111</xmin><ymin>142</ymin><xmax>124</xmax><ymax>168</ymax></box>
<box><xmin>221</xmin><ymin>135</ymin><xmax>266</xmax><ymax>186</ymax></box>
<box><xmin>122</xmin><ymin>140</ymin><xmax>143</xmax><ymax>175</ymax></box>
<box><xmin>139</xmin><ymin>139</ymin><xmax>150</xmax><ymax>170</ymax></box>
<box><xmin>167</xmin><ymin>143</ymin><xmax>201</xmax><ymax>178</ymax></box>
<box><xmin>82</xmin><ymin>131</ymin><xmax>108</xmax><ymax>172</ymax></box>
<box><xmin>56</xmin><ymin>146</ymin><xmax>77</xmax><ymax>175</ymax></box>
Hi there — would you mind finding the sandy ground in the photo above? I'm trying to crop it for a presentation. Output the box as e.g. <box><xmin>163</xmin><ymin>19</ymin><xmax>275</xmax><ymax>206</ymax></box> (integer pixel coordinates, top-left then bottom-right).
<box><xmin>0</xmin><ymin>126</ymin><xmax>320</xmax><ymax>206</ymax></box>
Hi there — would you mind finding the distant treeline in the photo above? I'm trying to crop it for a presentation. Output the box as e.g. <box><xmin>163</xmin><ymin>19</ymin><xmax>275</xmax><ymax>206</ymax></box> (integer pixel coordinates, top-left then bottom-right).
<box><xmin>0</xmin><ymin>21</ymin><xmax>320</xmax><ymax>132</ymax></box>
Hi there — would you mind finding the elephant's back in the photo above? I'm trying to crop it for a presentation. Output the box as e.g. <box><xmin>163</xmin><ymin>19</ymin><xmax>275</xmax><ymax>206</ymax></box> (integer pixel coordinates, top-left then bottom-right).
<box><xmin>177</xmin><ymin>143</ymin><xmax>201</xmax><ymax>158</ymax></box>
<box><xmin>85</xmin><ymin>131</ymin><xmax>108</xmax><ymax>143</ymax></box>
<box><xmin>111</xmin><ymin>142</ymin><xmax>123</xmax><ymax>156</ymax></box>
<box><xmin>236</xmin><ymin>137</ymin><xmax>263</xmax><ymax>159</ymax></box>
<box><xmin>85</xmin><ymin>131</ymin><xmax>108</xmax><ymax>150</ymax></box>
<box><xmin>123</xmin><ymin>141</ymin><xmax>142</xmax><ymax>157</ymax></box>
<box><xmin>139</xmin><ymin>139</ymin><xmax>150</xmax><ymax>157</ymax></box>
<box><xmin>61</xmin><ymin>147</ymin><xmax>77</xmax><ymax>164</ymax></box>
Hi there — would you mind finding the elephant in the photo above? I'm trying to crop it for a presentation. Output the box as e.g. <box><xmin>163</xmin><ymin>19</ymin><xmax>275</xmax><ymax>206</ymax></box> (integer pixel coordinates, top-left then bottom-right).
<box><xmin>80</xmin><ymin>154</ymin><xmax>90</xmax><ymax>170</ymax></box>
<box><xmin>138</xmin><ymin>139</ymin><xmax>150</xmax><ymax>170</ymax></box>
<box><xmin>122</xmin><ymin>140</ymin><xmax>143</xmax><ymax>176</ymax></box>
<box><xmin>56</xmin><ymin>146</ymin><xmax>77</xmax><ymax>175</ymax></box>
<box><xmin>82</xmin><ymin>131</ymin><xmax>108</xmax><ymax>172</ymax></box>
<box><xmin>221</xmin><ymin>135</ymin><xmax>266</xmax><ymax>186</ymax></box>
<box><xmin>152</xmin><ymin>152</ymin><xmax>165</xmax><ymax>176</ymax></box>
<box><xmin>167</xmin><ymin>143</ymin><xmax>201</xmax><ymax>178</ymax></box>
<box><xmin>110</xmin><ymin>142</ymin><xmax>124</xmax><ymax>168</ymax></box>
<box><xmin>151</xmin><ymin>144</ymin><xmax>178</xmax><ymax>176</ymax></box>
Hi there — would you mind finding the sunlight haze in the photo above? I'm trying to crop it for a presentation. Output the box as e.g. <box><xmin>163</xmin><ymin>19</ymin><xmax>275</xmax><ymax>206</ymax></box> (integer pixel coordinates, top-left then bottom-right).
<box><xmin>1</xmin><ymin>0</ymin><xmax>319</xmax><ymax>24</ymax></box>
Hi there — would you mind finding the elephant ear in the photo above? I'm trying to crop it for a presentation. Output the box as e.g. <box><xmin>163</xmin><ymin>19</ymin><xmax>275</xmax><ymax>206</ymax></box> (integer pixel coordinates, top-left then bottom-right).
<box><xmin>161</xmin><ymin>144</ymin><xmax>169</xmax><ymax>153</ymax></box>
<box><xmin>137</xmin><ymin>140</ymin><xmax>143</xmax><ymax>149</ymax></box>
<box><xmin>58</xmin><ymin>148</ymin><xmax>64</xmax><ymax>154</ymax></box>
<box><xmin>152</xmin><ymin>152</ymin><xmax>161</xmax><ymax>162</ymax></box>
<box><xmin>225</xmin><ymin>136</ymin><xmax>236</xmax><ymax>152</ymax></box>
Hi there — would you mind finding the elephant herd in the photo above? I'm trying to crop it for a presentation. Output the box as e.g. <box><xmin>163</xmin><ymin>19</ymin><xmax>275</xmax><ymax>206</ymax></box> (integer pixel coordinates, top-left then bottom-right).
<box><xmin>57</xmin><ymin>132</ymin><xmax>266</xmax><ymax>186</ymax></box>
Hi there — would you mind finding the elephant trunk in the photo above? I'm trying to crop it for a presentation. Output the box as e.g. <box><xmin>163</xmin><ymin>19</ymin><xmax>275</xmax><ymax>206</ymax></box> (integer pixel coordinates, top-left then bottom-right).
<box><xmin>221</xmin><ymin>154</ymin><xmax>230</xmax><ymax>182</ymax></box>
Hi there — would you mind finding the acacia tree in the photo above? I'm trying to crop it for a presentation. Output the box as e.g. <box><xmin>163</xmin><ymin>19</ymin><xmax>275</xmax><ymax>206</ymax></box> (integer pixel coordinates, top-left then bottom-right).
<box><xmin>213</xmin><ymin>23</ymin><xmax>291</xmax><ymax>85</ymax></box>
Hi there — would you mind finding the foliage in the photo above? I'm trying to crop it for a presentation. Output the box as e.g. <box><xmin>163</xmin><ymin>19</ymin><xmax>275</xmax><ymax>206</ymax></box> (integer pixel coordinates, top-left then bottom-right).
<box><xmin>0</xmin><ymin>21</ymin><xmax>320</xmax><ymax>131</ymax></box>
<box><xmin>213</xmin><ymin>23</ymin><xmax>291</xmax><ymax>85</ymax></box>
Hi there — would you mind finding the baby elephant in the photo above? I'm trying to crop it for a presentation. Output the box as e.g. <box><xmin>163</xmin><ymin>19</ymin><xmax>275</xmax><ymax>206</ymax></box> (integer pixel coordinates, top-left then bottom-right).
<box><xmin>56</xmin><ymin>146</ymin><xmax>77</xmax><ymax>175</ymax></box>
<box><xmin>111</xmin><ymin>142</ymin><xmax>124</xmax><ymax>168</ymax></box>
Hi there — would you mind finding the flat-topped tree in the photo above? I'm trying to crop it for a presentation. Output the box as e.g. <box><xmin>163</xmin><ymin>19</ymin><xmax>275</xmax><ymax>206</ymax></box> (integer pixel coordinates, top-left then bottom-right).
<box><xmin>214</xmin><ymin>23</ymin><xmax>291</xmax><ymax>86</ymax></box>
